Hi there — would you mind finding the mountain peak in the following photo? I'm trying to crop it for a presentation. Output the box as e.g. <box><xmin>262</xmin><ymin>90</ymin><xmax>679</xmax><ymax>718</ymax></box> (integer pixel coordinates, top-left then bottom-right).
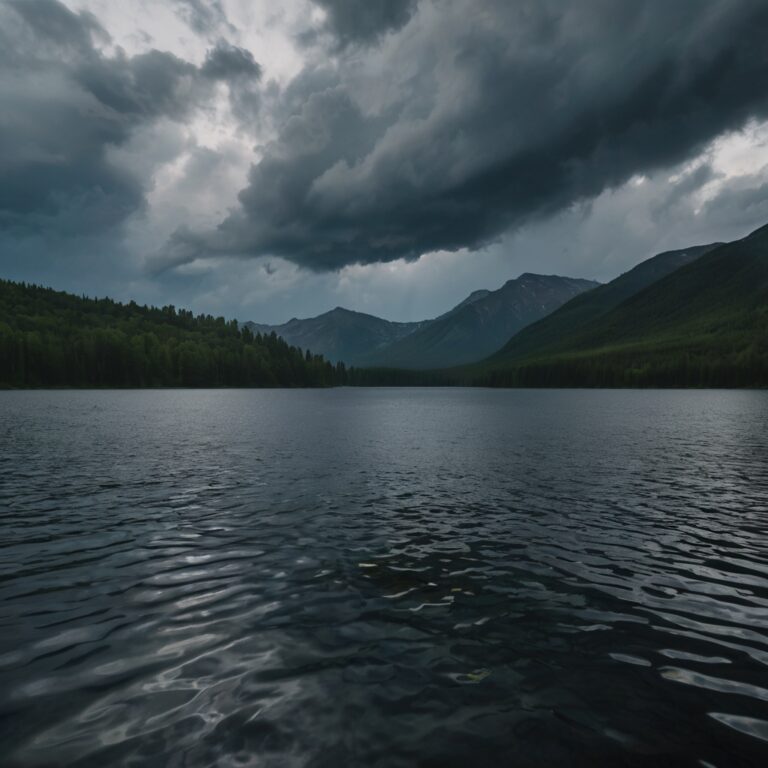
<box><xmin>492</xmin><ymin>239</ymin><xmax>724</xmax><ymax>363</ymax></box>
<box><xmin>320</xmin><ymin>306</ymin><xmax>377</xmax><ymax>321</ymax></box>
<box><xmin>358</xmin><ymin>272</ymin><xmax>598</xmax><ymax>368</ymax></box>
<box><xmin>503</xmin><ymin>273</ymin><xmax>591</xmax><ymax>290</ymax></box>
<box><xmin>245</xmin><ymin>271</ymin><xmax>598</xmax><ymax>368</ymax></box>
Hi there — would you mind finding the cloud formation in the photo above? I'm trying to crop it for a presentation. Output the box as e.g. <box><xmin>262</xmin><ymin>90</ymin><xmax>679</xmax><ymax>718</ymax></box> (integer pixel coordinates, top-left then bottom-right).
<box><xmin>171</xmin><ymin>0</ymin><xmax>234</xmax><ymax>37</ymax></box>
<box><xmin>312</xmin><ymin>0</ymin><xmax>418</xmax><ymax>47</ymax></box>
<box><xmin>3</xmin><ymin>0</ymin><xmax>768</xmax><ymax>325</ymax></box>
<box><xmin>0</xmin><ymin>0</ymin><xmax>262</xmax><ymax>240</ymax></box>
<box><xmin>156</xmin><ymin>0</ymin><xmax>768</xmax><ymax>272</ymax></box>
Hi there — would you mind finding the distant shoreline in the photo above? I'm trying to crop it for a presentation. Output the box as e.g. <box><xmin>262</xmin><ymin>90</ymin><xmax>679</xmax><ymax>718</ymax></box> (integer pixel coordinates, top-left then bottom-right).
<box><xmin>2</xmin><ymin>384</ymin><xmax>765</xmax><ymax>391</ymax></box>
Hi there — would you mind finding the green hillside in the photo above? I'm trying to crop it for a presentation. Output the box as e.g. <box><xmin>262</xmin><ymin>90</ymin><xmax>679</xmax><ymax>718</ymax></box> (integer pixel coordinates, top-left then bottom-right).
<box><xmin>0</xmin><ymin>280</ymin><xmax>345</xmax><ymax>388</ymax></box>
<box><xmin>489</xmin><ymin>243</ymin><xmax>719</xmax><ymax>363</ymax></box>
<box><xmin>478</xmin><ymin>226</ymin><xmax>768</xmax><ymax>387</ymax></box>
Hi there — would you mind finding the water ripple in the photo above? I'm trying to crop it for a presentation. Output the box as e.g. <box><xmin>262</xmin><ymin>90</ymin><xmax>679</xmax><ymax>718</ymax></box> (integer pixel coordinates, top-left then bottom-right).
<box><xmin>1</xmin><ymin>388</ymin><xmax>767</xmax><ymax>767</ymax></box>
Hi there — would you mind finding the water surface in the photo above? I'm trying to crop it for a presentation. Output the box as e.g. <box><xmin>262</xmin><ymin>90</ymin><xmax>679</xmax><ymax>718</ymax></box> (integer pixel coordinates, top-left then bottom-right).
<box><xmin>1</xmin><ymin>388</ymin><xmax>767</xmax><ymax>767</ymax></box>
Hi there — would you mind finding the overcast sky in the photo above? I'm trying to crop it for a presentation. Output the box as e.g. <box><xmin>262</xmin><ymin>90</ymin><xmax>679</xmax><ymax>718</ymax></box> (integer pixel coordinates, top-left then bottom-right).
<box><xmin>3</xmin><ymin>0</ymin><xmax>768</xmax><ymax>323</ymax></box>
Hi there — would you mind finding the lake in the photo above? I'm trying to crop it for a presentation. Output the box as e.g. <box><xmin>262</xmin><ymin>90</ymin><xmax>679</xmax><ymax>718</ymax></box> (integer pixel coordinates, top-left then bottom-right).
<box><xmin>1</xmin><ymin>388</ymin><xmax>767</xmax><ymax>767</ymax></box>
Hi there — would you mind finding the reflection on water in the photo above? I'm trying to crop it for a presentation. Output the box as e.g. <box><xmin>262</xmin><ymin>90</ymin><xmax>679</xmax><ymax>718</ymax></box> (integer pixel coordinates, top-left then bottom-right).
<box><xmin>1</xmin><ymin>388</ymin><xmax>767</xmax><ymax>767</ymax></box>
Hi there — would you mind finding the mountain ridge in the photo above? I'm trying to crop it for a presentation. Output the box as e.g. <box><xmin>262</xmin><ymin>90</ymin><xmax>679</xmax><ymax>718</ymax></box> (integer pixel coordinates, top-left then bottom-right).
<box><xmin>360</xmin><ymin>273</ymin><xmax>599</xmax><ymax>369</ymax></box>
<box><xmin>474</xmin><ymin>227</ymin><xmax>768</xmax><ymax>387</ymax></box>
<box><xmin>244</xmin><ymin>306</ymin><xmax>427</xmax><ymax>366</ymax></box>
<box><xmin>245</xmin><ymin>272</ymin><xmax>599</xmax><ymax>368</ymax></box>
<box><xmin>489</xmin><ymin>243</ymin><xmax>722</xmax><ymax>364</ymax></box>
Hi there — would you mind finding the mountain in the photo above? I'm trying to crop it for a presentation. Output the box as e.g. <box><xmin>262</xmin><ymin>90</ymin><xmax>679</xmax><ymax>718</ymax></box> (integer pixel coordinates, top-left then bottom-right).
<box><xmin>433</xmin><ymin>289</ymin><xmax>491</xmax><ymax>320</ymax></box>
<box><xmin>488</xmin><ymin>243</ymin><xmax>721</xmax><ymax>364</ymax></box>
<box><xmin>0</xmin><ymin>280</ymin><xmax>345</xmax><ymax>388</ymax></box>
<box><xmin>480</xmin><ymin>226</ymin><xmax>768</xmax><ymax>387</ymax></box>
<box><xmin>246</xmin><ymin>274</ymin><xmax>598</xmax><ymax>369</ymax></box>
<box><xmin>244</xmin><ymin>308</ymin><xmax>426</xmax><ymax>365</ymax></box>
<box><xmin>359</xmin><ymin>274</ymin><xmax>600</xmax><ymax>369</ymax></box>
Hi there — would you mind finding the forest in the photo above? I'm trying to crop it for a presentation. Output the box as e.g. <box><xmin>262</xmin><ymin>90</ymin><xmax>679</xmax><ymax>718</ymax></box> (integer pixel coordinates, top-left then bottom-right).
<box><xmin>474</xmin><ymin>340</ymin><xmax>768</xmax><ymax>388</ymax></box>
<box><xmin>0</xmin><ymin>280</ymin><xmax>347</xmax><ymax>388</ymax></box>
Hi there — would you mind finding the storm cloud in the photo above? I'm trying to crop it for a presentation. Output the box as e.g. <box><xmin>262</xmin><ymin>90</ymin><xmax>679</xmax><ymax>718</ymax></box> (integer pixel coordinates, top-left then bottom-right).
<box><xmin>0</xmin><ymin>0</ymin><xmax>259</xmax><ymax>238</ymax></box>
<box><xmin>3</xmin><ymin>0</ymin><xmax>768</xmax><ymax>324</ymax></box>
<box><xmin>156</xmin><ymin>0</ymin><xmax>768</xmax><ymax>272</ymax></box>
<box><xmin>312</xmin><ymin>0</ymin><xmax>418</xmax><ymax>47</ymax></box>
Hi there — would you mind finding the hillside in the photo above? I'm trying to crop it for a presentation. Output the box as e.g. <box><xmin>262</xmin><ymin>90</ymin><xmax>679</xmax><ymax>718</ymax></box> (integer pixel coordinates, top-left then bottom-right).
<box><xmin>479</xmin><ymin>227</ymin><xmax>768</xmax><ymax>387</ymax></box>
<box><xmin>490</xmin><ymin>243</ymin><xmax>720</xmax><ymax>363</ymax></box>
<box><xmin>0</xmin><ymin>280</ymin><xmax>344</xmax><ymax>388</ymax></box>
<box><xmin>361</xmin><ymin>274</ymin><xmax>599</xmax><ymax>369</ymax></box>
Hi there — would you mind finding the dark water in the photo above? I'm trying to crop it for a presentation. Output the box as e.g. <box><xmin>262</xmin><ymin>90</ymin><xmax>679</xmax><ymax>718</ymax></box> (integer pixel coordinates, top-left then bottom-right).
<box><xmin>1</xmin><ymin>389</ymin><xmax>768</xmax><ymax>767</ymax></box>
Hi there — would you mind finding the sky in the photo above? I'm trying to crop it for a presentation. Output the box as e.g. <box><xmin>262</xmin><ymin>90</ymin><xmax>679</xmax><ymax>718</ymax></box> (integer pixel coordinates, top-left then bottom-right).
<box><xmin>2</xmin><ymin>0</ymin><xmax>768</xmax><ymax>324</ymax></box>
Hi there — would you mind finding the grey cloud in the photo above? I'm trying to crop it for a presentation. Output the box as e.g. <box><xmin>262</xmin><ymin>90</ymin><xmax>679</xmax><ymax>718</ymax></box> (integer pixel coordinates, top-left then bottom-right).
<box><xmin>312</xmin><ymin>0</ymin><xmax>418</xmax><ymax>48</ymax></box>
<box><xmin>700</xmin><ymin>174</ymin><xmax>768</xmax><ymax>233</ymax></box>
<box><xmin>75</xmin><ymin>50</ymin><xmax>200</xmax><ymax>121</ymax></box>
<box><xmin>0</xmin><ymin>3</ymin><xmax>146</xmax><ymax>235</ymax></box>
<box><xmin>202</xmin><ymin>40</ymin><xmax>263</xmax><ymax>124</ymax></box>
<box><xmin>0</xmin><ymin>1</ymin><xmax>260</xmax><ymax>238</ymax></box>
<box><xmin>650</xmin><ymin>163</ymin><xmax>720</xmax><ymax>221</ymax></box>
<box><xmin>159</xmin><ymin>0</ymin><xmax>768</xmax><ymax>272</ymax></box>
<box><xmin>7</xmin><ymin>0</ymin><xmax>108</xmax><ymax>53</ymax></box>
<box><xmin>202</xmin><ymin>40</ymin><xmax>261</xmax><ymax>81</ymax></box>
<box><xmin>171</xmin><ymin>0</ymin><xmax>234</xmax><ymax>37</ymax></box>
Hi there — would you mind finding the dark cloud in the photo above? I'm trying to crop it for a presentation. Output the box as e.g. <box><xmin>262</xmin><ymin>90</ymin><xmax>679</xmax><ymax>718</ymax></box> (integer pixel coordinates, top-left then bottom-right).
<box><xmin>312</xmin><ymin>0</ymin><xmax>418</xmax><ymax>48</ymax></box>
<box><xmin>157</xmin><ymin>0</ymin><xmax>768</xmax><ymax>273</ymax></box>
<box><xmin>650</xmin><ymin>163</ymin><xmax>720</xmax><ymax>221</ymax></box>
<box><xmin>7</xmin><ymin>0</ymin><xmax>108</xmax><ymax>53</ymax></box>
<box><xmin>0</xmin><ymin>1</ymin><xmax>261</xmax><ymax>238</ymax></box>
<box><xmin>75</xmin><ymin>50</ymin><xmax>200</xmax><ymax>121</ymax></box>
<box><xmin>202</xmin><ymin>40</ymin><xmax>262</xmax><ymax>81</ymax></box>
<box><xmin>201</xmin><ymin>40</ymin><xmax>263</xmax><ymax>124</ymax></box>
<box><xmin>5</xmin><ymin>0</ymin><xmax>768</xmax><ymax>317</ymax></box>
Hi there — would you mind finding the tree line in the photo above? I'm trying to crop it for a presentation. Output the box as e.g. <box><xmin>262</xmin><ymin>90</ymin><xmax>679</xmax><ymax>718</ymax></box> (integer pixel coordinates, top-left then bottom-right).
<box><xmin>0</xmin><ymin>280</ymin><xmax>348</xmax><ymax>388</ymax></box>
<box><xmin>474</xmin><ymin>342</ymin><xmax>768</xmax><ymax>388</ymax></box>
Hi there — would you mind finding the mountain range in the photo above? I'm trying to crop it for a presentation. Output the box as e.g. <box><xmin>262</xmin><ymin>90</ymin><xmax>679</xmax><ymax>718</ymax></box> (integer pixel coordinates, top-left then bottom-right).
<box><xmin>245</xmin><ymin>309</ymin><xmax>426</xmax><ymax>367</ymax></box>
<box><xmin>473</xmin><ymin>225</ymin><xmax>768</xmax><ymax>387</ymax></box>
<box><xmin>3</xmin><ymin>222</ymin><xmax>766</xmax><ymax>389</ymax></box>
<box><xmin>488</xmin><ymin>243</ymin><xmax>721</xmax><ymax>364</ymax></box>
<box><xmin>245</xmin><ymin>273</ymin><xmax>599</xmax><ymax>368</ymax></box>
